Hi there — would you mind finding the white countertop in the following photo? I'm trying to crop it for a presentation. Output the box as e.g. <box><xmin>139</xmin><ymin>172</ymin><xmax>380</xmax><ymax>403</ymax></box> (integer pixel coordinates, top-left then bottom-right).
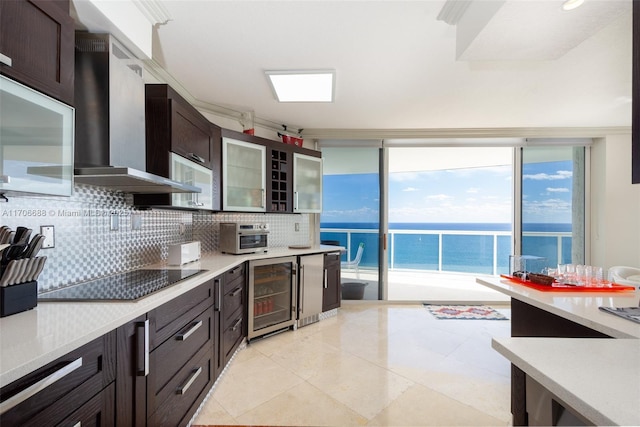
<box><xmin>476</xmin><ymin>276</ymin><xmax>640</xmax><ymax>339</ymax></box>
<box><xmin>492</xmin><ymin>337</ymin><xmax>640</xmax><ymax>426</ymax></box>
<box><xmin>0</xmin><ymin>246</ymin><xmax>342</xmax><ymax>387</ymax></box>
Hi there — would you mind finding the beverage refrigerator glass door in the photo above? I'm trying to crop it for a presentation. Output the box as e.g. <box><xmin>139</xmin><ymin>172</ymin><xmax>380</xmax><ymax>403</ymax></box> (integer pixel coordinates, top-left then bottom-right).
<box><xmin>248</xmin><ymin>257</ymin><xmax>297</xmax><ymax>340</ymax></box>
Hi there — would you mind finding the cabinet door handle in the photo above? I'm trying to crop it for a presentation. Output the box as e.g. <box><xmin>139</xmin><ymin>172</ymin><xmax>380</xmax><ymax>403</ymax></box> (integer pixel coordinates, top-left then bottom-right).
<box><xmin>0</xmin><ymin>357</ymin><xmax>83</xmax><ymax>414</ymax></box>
<box><xmin>231</xmin><ymin>318</ymin><xmax>242</xmax><ymax>331</ymax></box>
<box><xmin>72</xmin><ymin>422</ymin><xmax>81</xmax><ymax>427</ymax></box>
<box><xmin>0</xmin><ymin>53</ymin><xmax>12</xmax><ymax>67</ymax></box>
<box><xmin>189</xmin><ymin>153</ymin><xmax>206</xmax><ymax>163</ymax></box>
<box><xmin>230</xmin><ymin>286</ymin><xmax>242</xmax><ymax>297</ymax></box>
<box><xmin>294</xmin><ymin>191</ymin><xmax>299</xmax><ymax>210</ymax></box>
<box><xmin>324</xmin><ymin>268</ymin><xmax>328</xmax><ymax>289</ymax></box>
<box><xmin>299</xmin><ymin>264</ymin><xmax>305</xmax><ymax>313</ymax></box>
<box><xmin>261</xmin><ymin>189</ymin><xmax>265</xmax><ymax>208</ymax></box>
<box><xmin>177</xmin><ymin>367</ymin><xmax>202</xmax><ymax>395</ymax></box>
<box><xmin>214</xmin><ymin>278</ymin><xmax>221</xmax><ymax>312</ymax></box>
<box><xmin>136</xmin><ymin>320</ymin><xmax>149</xmax><ymax>377</ymax></box>
<box><xmin>176</xmin><ymin>320</ymin><xmax>203</xmax><ymax>341</ymax></box>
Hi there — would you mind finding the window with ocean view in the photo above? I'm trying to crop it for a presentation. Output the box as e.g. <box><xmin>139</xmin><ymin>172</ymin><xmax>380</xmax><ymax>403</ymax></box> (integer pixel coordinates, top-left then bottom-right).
<box><xmin>320</xmin><ymin>144</ymin><xmax>587</xmax><ymax>300</ymax></box>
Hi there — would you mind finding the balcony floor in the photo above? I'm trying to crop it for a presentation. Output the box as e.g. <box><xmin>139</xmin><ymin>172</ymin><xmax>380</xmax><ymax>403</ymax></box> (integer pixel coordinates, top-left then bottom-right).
<box><xmin>341</xmin><ymin>269</ymin><xmax>510</xmax><ymax>304</ymax></box>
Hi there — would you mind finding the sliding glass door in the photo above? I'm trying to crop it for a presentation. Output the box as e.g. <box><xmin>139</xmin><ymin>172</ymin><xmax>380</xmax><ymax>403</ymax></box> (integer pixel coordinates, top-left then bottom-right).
<box><xmin>320</xmin><ymin>146</ymin><xmax>382</xmax><ymax>300</ymax></box>
<box><xmin>519</xmin><ymin>146</ymin><xmax>586</xmax><ymax>270</ymax></box>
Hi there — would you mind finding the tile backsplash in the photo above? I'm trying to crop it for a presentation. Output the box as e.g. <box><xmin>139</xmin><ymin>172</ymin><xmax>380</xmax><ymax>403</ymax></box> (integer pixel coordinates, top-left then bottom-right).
<box><xmin>1</xmin><ymin>185</ymin><xmax>311</xmax><ymax>292</ymax></box>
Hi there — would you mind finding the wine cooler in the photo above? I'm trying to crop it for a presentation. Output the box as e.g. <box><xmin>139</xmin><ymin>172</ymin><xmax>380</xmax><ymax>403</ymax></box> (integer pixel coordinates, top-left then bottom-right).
<box><xmin>248</xmin><ymin>256</ymin><xmax>297</xmax><ymax>340</ymax></box>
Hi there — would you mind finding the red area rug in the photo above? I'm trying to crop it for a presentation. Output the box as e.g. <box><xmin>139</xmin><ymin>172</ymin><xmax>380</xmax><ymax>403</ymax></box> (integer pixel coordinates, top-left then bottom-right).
<box><xmin>424</xmin><ymin>304</ymin><xmax>508</xmax><ymax>320</ymax></box>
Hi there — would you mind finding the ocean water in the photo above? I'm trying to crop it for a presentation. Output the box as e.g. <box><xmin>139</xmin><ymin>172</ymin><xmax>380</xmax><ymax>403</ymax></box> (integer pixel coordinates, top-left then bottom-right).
<box><xmin>321</xmin><ymin>222</ymin><xmax>572</xmax><ymax>274</ymax></box>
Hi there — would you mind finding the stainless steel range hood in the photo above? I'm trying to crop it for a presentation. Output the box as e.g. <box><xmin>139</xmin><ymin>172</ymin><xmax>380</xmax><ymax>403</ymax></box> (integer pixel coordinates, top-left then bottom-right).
<box><xmin>74</xmin><ymin>167</ymin><xmax>201</xmax><ymax>194</ymax></box>
<box><xmin>73</xmin><ymin>32</ymin><xmax>199</xmax><ymax>194</ymax></box>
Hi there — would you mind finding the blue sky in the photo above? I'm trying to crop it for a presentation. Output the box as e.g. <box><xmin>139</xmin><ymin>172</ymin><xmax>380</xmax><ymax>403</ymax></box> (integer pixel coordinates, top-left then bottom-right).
<box><xmin>321</xmin><ymin>160</ymin><xmax>573</xmax><ymax>224</ymax></box>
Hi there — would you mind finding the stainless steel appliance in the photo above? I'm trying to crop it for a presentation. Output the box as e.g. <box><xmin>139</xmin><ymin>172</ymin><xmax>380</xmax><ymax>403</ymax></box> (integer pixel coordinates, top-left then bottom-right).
<box><xmin>297</xmin><ymin>254</ymin><xmax>324</xmax><ymax>327</ymax></box>
<box><xmin>72</xmin><ymin>32</ymin><xmax>199</xmax><ymax>194</ymax></box>
<box><xmin>38</xmin><ymin>269</ymin><xmax>205</xmax><ymax>301</ymax></box>
<box><xmin>219</xmin><ymin>222</ymin><xmax>268</xmax><ymax>255</ymax></box>
<box><xmin>248</xmin><ymin>257</ymin><xmax>296</xmax><ymax>340</ymax></box>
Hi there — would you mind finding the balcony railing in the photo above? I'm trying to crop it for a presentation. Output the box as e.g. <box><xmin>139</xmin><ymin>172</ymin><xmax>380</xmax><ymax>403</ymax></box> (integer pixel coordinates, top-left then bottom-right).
<box><xmin>321</xmin><ymin>227</ymin><xmax>572</xmax><ymax>276</ymax></box>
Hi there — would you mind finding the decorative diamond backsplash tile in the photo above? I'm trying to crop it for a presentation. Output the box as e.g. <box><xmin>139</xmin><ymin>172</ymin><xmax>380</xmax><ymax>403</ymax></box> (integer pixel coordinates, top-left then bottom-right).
<box><xmin>2</xmin><ymin>185</ymin><xmax>312</xmax><ymax>292</ymax></box>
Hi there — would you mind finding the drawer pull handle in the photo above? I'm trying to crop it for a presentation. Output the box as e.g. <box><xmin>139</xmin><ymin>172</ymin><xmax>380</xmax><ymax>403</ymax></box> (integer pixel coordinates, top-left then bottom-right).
<box><xmin>72</xmin><ymin>422</ymin><xmax>81</xmax><ymax>427</ymax></box>
<box><xmin>231</xmin><ymin>318</ymin><xmax>242</xmax><ymax>331</ymax></box>
<box><xmin>177</xmin><ymin>367</ymin><xmax>202</xmax><ymax>395</ymax></box>
<box><xmin>230</xmin><ymin>287</ymin><xmax>242</xmax><ymax>297</ymax></box>
<box><xmin>0</xmin><ymin>357</ymin><xmax>83</xmax><ymax>415</ymax></box>
<box><xmin>177</xmin><ymin>320</ymin><xmax>203</xmax><ymax>341</ymax></box>
<box><xmin>0</xmin><ymin>53</ymin><xmax>12</xmax><ymax>67</ymax></box>
<box><xmin>136</xmin><ymin>320</ymin><xmax>149</xmax><ymax>377</ymax></box>
<box><xmin>324</xmin><ymin>268</ymin><xmax>328</xmax><ymax>289</ymax></box>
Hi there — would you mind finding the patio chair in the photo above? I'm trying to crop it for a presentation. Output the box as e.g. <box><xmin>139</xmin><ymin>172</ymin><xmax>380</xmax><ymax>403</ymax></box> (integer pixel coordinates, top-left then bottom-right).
<box><xmin>342</xmin><ymin>242</ymin><xmax>364</xmax><ymax>278</ymax></box>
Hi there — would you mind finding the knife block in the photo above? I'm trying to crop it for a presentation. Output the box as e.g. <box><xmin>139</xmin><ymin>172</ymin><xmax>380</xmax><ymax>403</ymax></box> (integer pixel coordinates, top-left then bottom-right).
<box><xmin>0</xmin><ymin>280</ymin><xmax>37</xmax><ymax>317</ymax></box>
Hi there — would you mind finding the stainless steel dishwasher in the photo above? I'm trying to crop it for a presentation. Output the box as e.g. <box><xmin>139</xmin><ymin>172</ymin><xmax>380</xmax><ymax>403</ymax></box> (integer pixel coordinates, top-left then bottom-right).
<box><xmin>297</xmin><ymin>254</ymin><xmax>325</xmax><ymax>327</ymax></box>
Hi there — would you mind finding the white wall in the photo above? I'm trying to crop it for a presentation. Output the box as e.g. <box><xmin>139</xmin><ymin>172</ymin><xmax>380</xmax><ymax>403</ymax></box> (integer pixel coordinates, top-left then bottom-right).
<box><xmin>590</xmin><ymin>134</ymin><xmax>640</xmax><ymax>269</ymax></box>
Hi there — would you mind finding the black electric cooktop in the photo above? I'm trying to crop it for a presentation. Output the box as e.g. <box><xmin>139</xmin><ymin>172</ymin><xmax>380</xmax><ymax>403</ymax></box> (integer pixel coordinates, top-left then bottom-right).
<box><xmin>38</xmin><ymin>269</ymin><xmax>207</xmax><ymax>302</ymax></box>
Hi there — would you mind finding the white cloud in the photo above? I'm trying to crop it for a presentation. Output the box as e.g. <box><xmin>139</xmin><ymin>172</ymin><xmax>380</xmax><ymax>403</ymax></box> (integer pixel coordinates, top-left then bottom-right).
<box><xmin>546</xmin><ymin>187</ymin><xmax>569</xmax><ymax>193</ymax></box>
<box><xmin>402</xmin><ymin>187</ymin><xmax>419</xmax><ymax>192</ymax></box>
<box><xmin>467</xmin><ymin>187</ymin><xmax>479</xmax><ymax>194</ymax></box>
<box><xmin>427</xmin><ymin>194</ymin><xmax>453</xmax><ymax>201</ymax></box>
<box><xmin>523</xmin><ymin>170</ymin><xmax>572</xmax><ymax>180</ymax></box>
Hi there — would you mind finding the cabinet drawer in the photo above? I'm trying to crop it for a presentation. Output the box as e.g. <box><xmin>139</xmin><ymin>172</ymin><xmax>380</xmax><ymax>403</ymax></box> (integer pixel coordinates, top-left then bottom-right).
<box><xmin>222</xmin><ymin>313</ymin><xmax>244</xmax><ymax>362</ymax></box>
<box><xmin>0</xmin><ymin>331</ymin><xmax>116</xmax><ymax>426</ymax></box>
<box><xmin>151</xmin><ymin>279</ymin><xmax>214</xmax><ymax>348</ymax></box>
<box><xmin>224</xmin><ymin>263</ymin><xmax>245</xmax><ymax>293</ymax></box>
<box><xmin>222</xmin><ymin>284</ymin><xmax>244</xmax><ymax>327</ymax></box>
<box><xmin>149</xmin><ymin>308</ymin><xmax>212</xmax><ymax>405</ymax></box>
<box><xmin>56</xmin><ymin>382</ymin><xmax>115</xmax><ymax>427</ymax></box>
<box><xmin>324</xmin><ymin>252</ymin><xmax>341</xmax><ymax>265</ymax></box>
<box><xmin>148</xmin><ymin>345</ymin><xmax>213</xmax><ymax>427</ymax></box>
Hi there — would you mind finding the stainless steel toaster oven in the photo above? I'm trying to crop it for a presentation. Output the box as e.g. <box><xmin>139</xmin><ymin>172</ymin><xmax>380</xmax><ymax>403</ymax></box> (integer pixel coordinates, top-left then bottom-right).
<box><xmin>219</xmin><ymin>222</ymin><xmax>269</xmax><ymax>254</ymax></box>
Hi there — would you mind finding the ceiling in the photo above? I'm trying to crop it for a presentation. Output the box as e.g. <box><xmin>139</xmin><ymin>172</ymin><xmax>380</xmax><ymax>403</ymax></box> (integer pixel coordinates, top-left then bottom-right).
<box><xmin>80</xmin><ymin>0</ymin><xmax>635</xmax><ymax>139</ymax></box>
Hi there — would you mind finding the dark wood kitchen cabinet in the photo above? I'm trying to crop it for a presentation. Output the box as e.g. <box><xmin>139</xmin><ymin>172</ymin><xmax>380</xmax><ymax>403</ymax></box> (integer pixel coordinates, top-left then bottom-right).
<box><xmin>0</xmin><ymin>331</ymin><xmax>116</xmax><ymax>426</ymax></box>
<box><xmin>115</xmin><ymin>279</ymin><xmax>216</xmax><ymax>427</ymax></box>
<box><xmin>322</xmin><ymin>251</ymin><xmax>342</xmax><ymax>312</ymax></box>
<box><xmin>135</xmin><ymin>84</ymin><xmax>222</xmax><ymax>210</ymax></box>
<box><xmin>0</xmin><ymin>0</ymin><xmax>74</xmax><ymax>105</ymax></box>
<box><xmin>220</xmin><ymin>263</ymin><xmax>247</xmax><ymax>367</ymax></box>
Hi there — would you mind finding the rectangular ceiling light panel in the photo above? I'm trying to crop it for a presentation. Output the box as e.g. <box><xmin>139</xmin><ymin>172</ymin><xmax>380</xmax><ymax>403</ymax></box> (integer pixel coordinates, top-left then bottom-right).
<box><xmin>266</xmin><ymin>70</ymin><xmax>335</xmax><ymax>102</ymax></box>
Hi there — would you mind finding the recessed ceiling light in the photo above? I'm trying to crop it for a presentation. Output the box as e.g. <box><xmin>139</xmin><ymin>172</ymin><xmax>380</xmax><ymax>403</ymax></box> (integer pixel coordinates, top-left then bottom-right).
<box><xmin>562</xmin><ymin>0</ymin><xmax>584</xmax><ymax>11</ymax></box>
<box><xmin>265</xmin><ymin>70</ymin><xmax>335</xmax><ymax>103</ymax></box>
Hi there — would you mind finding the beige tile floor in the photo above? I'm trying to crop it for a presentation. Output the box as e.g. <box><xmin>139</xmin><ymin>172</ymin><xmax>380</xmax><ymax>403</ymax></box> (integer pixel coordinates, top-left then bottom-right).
<box><xmin>193</xmin><ymin>301</ymin><xmax>513</xmax><ymax>426</ymax></box>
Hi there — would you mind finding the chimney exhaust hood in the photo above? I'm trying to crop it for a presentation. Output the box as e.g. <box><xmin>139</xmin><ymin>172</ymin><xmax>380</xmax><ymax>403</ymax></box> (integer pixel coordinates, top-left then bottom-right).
<box><xmin>73</xmin><ymin>32</ymin><xmax>199</xmax><ymax>194</ymax></box>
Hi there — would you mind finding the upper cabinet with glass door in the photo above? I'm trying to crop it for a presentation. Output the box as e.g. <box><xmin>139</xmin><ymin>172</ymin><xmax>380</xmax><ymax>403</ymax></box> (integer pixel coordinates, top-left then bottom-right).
<box><xmin>222</xmin><ymin>137</ymin><xmax>266</xmax><ymax>212</ymax></box>
<box><xmin>293</xmin><ymin>152</ymin><xmax>322</xmax><ymax>213</ymax></box>
<box><xmin>0</xmin><ymin>75</ymin><xmax>74</xmax><ymax>196</ymax></box>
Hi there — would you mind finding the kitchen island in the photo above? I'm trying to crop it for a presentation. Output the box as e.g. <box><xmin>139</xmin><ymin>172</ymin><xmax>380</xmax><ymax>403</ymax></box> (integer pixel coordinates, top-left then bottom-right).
<box><xmin>477</xmin><ymin>276</ymin><xmax>640</xmax><ymax>426</ymax></box>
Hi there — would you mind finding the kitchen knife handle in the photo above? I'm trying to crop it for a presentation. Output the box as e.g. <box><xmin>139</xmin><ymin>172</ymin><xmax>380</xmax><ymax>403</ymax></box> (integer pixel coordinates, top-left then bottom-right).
<box><xmin>136</xmin><ymin>320</ymin><xmax>149</xmax><ymax>377</ymax></box>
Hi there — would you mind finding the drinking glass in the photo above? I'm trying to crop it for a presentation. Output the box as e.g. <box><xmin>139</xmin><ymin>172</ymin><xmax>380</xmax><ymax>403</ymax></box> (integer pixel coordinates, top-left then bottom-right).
<box><xmin>566</xmin><ymin>264</ymin><xmax>576</xmax><ymax>283</ymax></box>
<box><xmin>557</xmin><ymin>264</ymin><xmax>567</xmax><ymax>282</ymax></box>
<box><xmin>576</xmin><ymin>264</ymin><xmax>586</xmax><ymax>286</ymax></box>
